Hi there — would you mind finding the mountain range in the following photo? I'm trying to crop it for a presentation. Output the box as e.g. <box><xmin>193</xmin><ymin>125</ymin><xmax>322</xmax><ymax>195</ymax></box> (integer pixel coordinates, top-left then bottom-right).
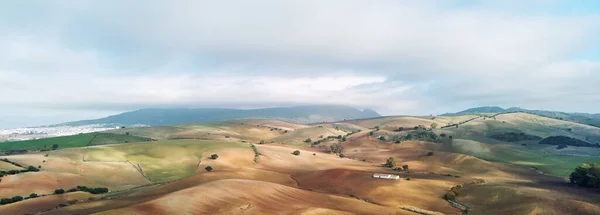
<box><xmin>59</xmin><ymin>105</ymin><xmax>381</xmax><ymax>126</ymax></box>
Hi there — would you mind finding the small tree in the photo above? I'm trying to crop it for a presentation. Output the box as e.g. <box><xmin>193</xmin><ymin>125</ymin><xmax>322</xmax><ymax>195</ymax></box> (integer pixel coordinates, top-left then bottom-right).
<box><xmin>440</xmin><ymin>133</ymin><xmax>446</xmax><ymax>137</ymax></box>
<box><xmin>259</xmin><ymin>140</ymin><xmax>265</xmax><ymax>144</ymax></box>
<box><xmin>210</xmin><ymin>154</ymin><xmax>219</xmax><ymax>159</ymax></box>
<box><xmin>54</xmin><ymin>189</ymin><xmax>65</xmax><ymax>195</ymax></box>
<box><xmin>339</xmin><ymin>154</ymin><xmax>345</xmax><ymax>158</ymax></box>
<box><xmin>52</xmin><ymin>144</ymin><xmax>59</xmax><ymax>150</ymax></box>
<box><xmin>341</xmin><ymin>136</ymin><xmax>346</xmax><ymax>141</ymax></box>
<box><xmin>369</xmin><ymin>131</ymin><xmax>374</xmax><ymax>136</ymax></box>
<box><xmin>427</xmin><ymin>151</ymin><xmax>434</xmax><ymax>156</ymax></box>
<box><xmin>402</xmin><ymin>165</ymin><xmax>409</xmax><ymax>172</ymax></box>
<box><xmin>385</xmin><ymin>157</ymin><xmax>397</xmax><ymax>169</ymax></box>
<box><xmin>292</xmin><ymin>150</ymin><xmax>301</xmax><ymax>156</ymax></box>
<box><xmin>304</xmin><ymin>138</ymin><xmax>312</xmax><ymax>143</ymax></box>
<box><xmin>378</xmin><ymin>136</ymin><xmax>386</xmax><ymax>141</ymax></box>
<box><xmin>205</xmin><ymin>166</ymin><xmax>213</xmax><ymax>172</ymax></box>
<box><xmin>29</xmin><ymin>193</ymin><xmax>38</xmax><ymax>198</ymax></box>
<box><xmin>431</xmin><ymin>123</ymin><xmax>438</xmax><ymax>130</ymax></box>
<box><xmin>125</xmin><ymin>132</ymin><xmax>130</xmax><ymax>135</ymax></box>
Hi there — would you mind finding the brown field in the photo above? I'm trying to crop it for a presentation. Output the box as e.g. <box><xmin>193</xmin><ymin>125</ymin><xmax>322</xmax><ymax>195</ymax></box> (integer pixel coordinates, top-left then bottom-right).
<box><xmin>2</xmin><ymin>115</ymin><xmax>600</xmax><ymax>215</ymax></box>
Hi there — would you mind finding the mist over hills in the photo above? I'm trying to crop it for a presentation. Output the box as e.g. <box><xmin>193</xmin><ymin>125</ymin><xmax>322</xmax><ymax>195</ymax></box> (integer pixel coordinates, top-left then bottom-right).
<box><xmin>59</xmin><ymin>105</ymin><xmax>381</xmax><ymax>126</ymax></box>
<box><xmin>443</xmin><ymin>106</ymin><xmax>600</xmax><ymax>127</ymax></box>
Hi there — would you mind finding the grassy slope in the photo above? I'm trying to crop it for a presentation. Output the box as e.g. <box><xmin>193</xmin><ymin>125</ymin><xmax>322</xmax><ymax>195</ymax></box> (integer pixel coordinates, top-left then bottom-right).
<box><xmin>441</xmin><ymin>113</ymin><xmax>600</xmax><ymax>177</ymax></box>
<box><xmin>84</xmin><ymin>139</ymin><xmax>249</xmax><ymax>182</ymax></box>
<box><xmin>0</xmin><ymin>133</ymin><xmax>152</xmax><ymax>152</ymax></box>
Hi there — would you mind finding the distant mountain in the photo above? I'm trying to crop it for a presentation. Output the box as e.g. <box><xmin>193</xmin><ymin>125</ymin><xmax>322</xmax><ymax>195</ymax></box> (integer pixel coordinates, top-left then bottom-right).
<box><xmin>442</xmin><ymin>106</ymin><xmax>600</xmax><ymax>128</ymax></box>
<box><xmin>60</xmin><ymin>105</ymin><xmax>381</xmax><ymax>126</ymax></box>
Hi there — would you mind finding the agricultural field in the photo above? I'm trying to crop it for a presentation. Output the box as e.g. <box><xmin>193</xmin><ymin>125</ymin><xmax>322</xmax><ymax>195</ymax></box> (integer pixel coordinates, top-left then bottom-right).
<box><xmin>1</xmin><ymin>114</ymin><xmax>600</xmax><ymax>215</ymax></box>
<box><xmin>0</xmin><ymin>133</ymin><xmax>152</xmax><ymax>153</ymax></box>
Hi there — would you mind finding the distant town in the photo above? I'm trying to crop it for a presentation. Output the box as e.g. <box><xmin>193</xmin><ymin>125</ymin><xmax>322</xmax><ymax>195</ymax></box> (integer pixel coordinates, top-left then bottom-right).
<box><xmin>0</xmin><ymin>124</ymin><xmax>147</xmax><ymax>142</ymax></box>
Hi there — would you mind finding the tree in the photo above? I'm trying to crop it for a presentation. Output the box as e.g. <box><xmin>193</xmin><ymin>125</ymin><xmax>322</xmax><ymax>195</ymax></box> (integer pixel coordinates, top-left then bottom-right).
<box><xmin>341</xmin><ymin>136</ymin><xmax>346</xmax><ymax>141</ymax></box>
<box><xmin>440</xmin><ymin>133</ymin><xmax>446</xmax><ymax>137</ymax></box>
<box><xmin>205</xmin><ymin>166</ymin><xmax>213</xmax><ymax>172</ymax></box>
<box><xmin>427</xmin><ymin>151</ymin><xmax>434</xmax><ymax>156</ymax></box>
<box><xmin>402</xmin><ymin>165</ymin><xmax>409</xmax><ymax>172</ymax></box>
<box><xmin>431</xmin><ymin>123</ymin><xmax>438</xmax><ymax>130</ymax></box>
<box><xmin>570</xmin><ymin>163</ymin><xmax>600</xmax><ymax>188</ymax></box>
<box><xmin>11</xmin><ymin>196</ymin><xmax>23</xmax><ymax>202</ymax></box>
<box><xmin>329</xmin><ymin>143</ymin><xmax>343</xmax><ymax>154</ymax></box>
<box><xmin>292</xmin><ymin>150</ymin><xmax>301</xmax><ymax>156</ymax></box>
<box><xmin>378</xmin><ymin>136</ymin><xmax>386</xmax><ymax>141</ymax></box>
<box><xmin>395</xmin><ymin>127</ymin><xmax>404</xmax><ymax>132</ymax></box>
<box><xmin>27</xmin><ymin>166</ymin><xmax>40</xmax><ymax>172</ymax></box>
<box><xmin>339</xmin><ymin>154</ymin><xmax>345</xmax><ymax>158</ymax></box>
<box><xmin>304</xmin><ymin>138</ymin><xmax>312</xmax><ymax>143</ymax></box>
<box><xmin>29</xmin><ymin>193</ymin><xmax>38</xmax><ymax>198</ymax></box>
<box><xmin>369</xmin><ymin>131</ymin><xmax>374</xmax><ymax>136</ymax></box>
<box><xmin>52</xmin><ymin>144</ymin><xmax>59</xmax><ymax>150</ymax></box>
<box><xmin>125</xmin><ymin>132</ymin><xmax>130</xmax><ymax>135</ymax></box>
<box><xmin>210</xmin><ymin>154</ymin><xmax>219</xmax><ymax>159</ymax></box>
<box><xmin>444</xmin><ymin>191</ymin><xmax>457</xmax><ymax>201</ymax></box>
<box><xmin>259</xmin><ymin>140</ymin><xmax>265</xmax><ymax>144</ymax></box>
<box><xmin>54</xmin><ymin>189</ymin><xmax>65</xmax><ymax>194</ymax></box>
<box><xmin>385</xmin><ymin>157</ymin><xmax>397</xmax><ymax>169</ymax></box>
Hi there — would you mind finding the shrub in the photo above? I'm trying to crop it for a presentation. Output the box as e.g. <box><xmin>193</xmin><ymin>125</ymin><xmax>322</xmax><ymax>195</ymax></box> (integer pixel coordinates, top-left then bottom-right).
<box><xmin>427</xmin><ymin>152</ymin><xmax>434</xmax><ymax>156</ymax></box>
<box><xmin>67</xmin><ymin>188</ymin><xmax>78</xmax><ymax>192</ymax></box>
<box><xmin>304</xmin><ymin>138</ymin><xmax>312</xmax><ymax>143</ymax></box>
<box><xmin>205</xmin><ymin>166</ymin><xmax>213</xmax><ymax>172</ymax></box>
<box><xmin>27</xmin><ymin>166</ymin><xmax>40</xmax><ymax>172</ymax></box>
<box><xmin>395</xmin><ymin>140</ymin><xmax>401</xmax><ymax>144</ymax></box>
<box><xmin>378</xmin><ymin>136</ymin><xmax>386</xmax><ymax>141</ymax></box>
<box><xmin>406</xmin><ymin>177</ymin><xmax>411</xmax><ymax>181</ymax></box>
<box><xmin>210</xmin><ymin>154</ymin><xmax>219</xmax><ymax>159</ymax></box>
<box><xmin>29</xmin><ymin>193</ymin><xmax>39</xmax><ymax>198</ymax></box>
<box><xmin>339</xmin><ymin>154</ymin><xmax>345</xmax><ymax>158</ymax></box>
<box><xmin>440</xmin><ymin>134</ymin><xmax>446</xmax><ymax>137</ymax></box>
<box><xmin>570</xmin><ymin>163</ymin><xmax>600</xmax><ymax>188</ymax></box>
<box><xmin>385</xmin><ymin>157</ymin><xmax>397</xmax><ymax>169</ymax></box>
<box><xmin>52</xmin><ymin>144</ymin><xmax>59</xmax><ymax>150</ymax></box>
<box><xmin>369</xmin><ymin>131</ymin><xmax>374</xmax><ymax>136</ymax></box>
<box><xmin>292</xmin><ymin>150</ymin><xmax>301</xmax><ymax>156</ymax></box>
<box><xmin>444</xmin><ymin>191</ymin><xmax>457</xmax><ymax>201</ymax></box>
<box><xmin>54</xmin><ymin>189</ymin><xmax>65</xmax><ymax>194</ymax></box>
<box><xmin>395</xmin><ymin>127</ymin><xmax>404</xmax><ymax>132</ymax></box>
<box><xmin>402</xmin><ymin>165</ymin><xmax>409</xmax><ymax>172</ymax></box>
<box><xmin>313</xmin><ymin>153</ymin><xmax>316</xmax><ymax>156</ymax></box>
<box><xmin>259</xmin><ymin>140</ymin><xmax>265</xmax><ymax>144</ymax></box>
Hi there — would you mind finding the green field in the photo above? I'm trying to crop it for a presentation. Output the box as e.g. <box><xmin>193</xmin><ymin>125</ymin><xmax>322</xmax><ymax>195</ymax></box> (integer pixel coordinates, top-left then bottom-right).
<box><xmin>0</xmin><ymin>133</ymin><xmax>153</xmax><ymax>152</ymax></box>
<box><xmin>447</xmin><ymin>139</ymin><xmax>600</xmax><ymax>177</ymax></box>
<box><xmin>84</xmin><ymin>139</ymin><xmax>249</xmax><ymax>182</ymax></box>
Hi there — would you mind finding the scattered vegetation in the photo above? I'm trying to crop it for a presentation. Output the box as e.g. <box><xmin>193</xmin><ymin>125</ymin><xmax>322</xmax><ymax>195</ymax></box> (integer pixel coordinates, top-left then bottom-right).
<box><xmin>328</xmin><ymin>143</ymin><xmax>344</xmax><ymax>154</ymax></box>
<box><xmin>385</xmin><ymin>157</ymin><xmax>397</xmax><ymax>169</ymax></box>
<box><xmin>0</xmin><ymin>196</ymin><xmax>24</xmax><ymax>205</ymax></box>
<box><xmin>444</xmin><ymin>185</ymin><xmax>464</xmax><ymax>201</ymax></box>
<box><xmin>251</xmin><ymin>144</ymin><xmax>261</xmax><ymax>163</ymax></box>
<box><xmin>67</xmin><ymin>186</ymin><xmax>109</xmax><ymax>194</ymax></box>
<box><xmin>205</xmin><ymin>166</ymin><xmax>213</xmax><ymax>172</ymax></box>
<box><xmin>488</xmin><ymin>132</ymin><xmax>542</xmax><ymax>142</ymax></box>
<box><xmin>210</xmin><ymin>154</ymin><xmax>219</xmax><ymax>159</ymax></box>
<box><xmin>292</xmin><ymin>150</ymin><xmax>301</xmax><ymax>156</ymax></box>
<box><xmin>569</xmin><ymin>163</ymin><xmax>600</xmax><ymax>188</ymax></box>
<box><xmin>539</xmin><ymin>136</ymin><xmax>598</xmax><ymax>148</ymax></box>
<box><xmin>304</xmin><ymin>138</ymin><xmax>312</xmax><ymax>143</ymax></box>
<box><xmin>339</xmin><ymin>153</ymin><xmax>345</xmax><ymax>158</ymax></box>
<box><xmin>400</xmin><ymin>130</ymin><xmax>442</xmax><ymax>143</ymax></box>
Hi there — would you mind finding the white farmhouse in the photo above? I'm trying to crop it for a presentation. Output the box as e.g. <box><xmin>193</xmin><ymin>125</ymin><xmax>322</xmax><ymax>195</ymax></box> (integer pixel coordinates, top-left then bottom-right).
<box><xmin>373</xmin><ymin>173</ymin><xmax>400</xmax><ymax>180</ymax></box>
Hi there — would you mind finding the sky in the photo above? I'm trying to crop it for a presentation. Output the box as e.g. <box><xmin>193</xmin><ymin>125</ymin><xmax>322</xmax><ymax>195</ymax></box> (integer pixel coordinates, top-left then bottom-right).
<box><xmin>1</xmin><ymin>0</ymin><xmax>599</xmax><ymax>128</ymax></box>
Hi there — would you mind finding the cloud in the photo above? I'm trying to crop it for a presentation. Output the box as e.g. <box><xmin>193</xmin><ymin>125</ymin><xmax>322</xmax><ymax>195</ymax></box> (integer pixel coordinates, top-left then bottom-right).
<box><xmin>0</xmin><ymin>0</ymin><xmax>599</xmax><ymax>127</ymax></box>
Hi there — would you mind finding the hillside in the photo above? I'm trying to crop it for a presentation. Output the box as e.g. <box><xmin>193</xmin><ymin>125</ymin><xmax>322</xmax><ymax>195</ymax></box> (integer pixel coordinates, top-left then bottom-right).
<box><xmin>442</xmin><ymin>106</ymin><xmax>600</xmax><ymax>127</ymax></box>
<box><xmin>60</xmin><ymin>105</ymin><xmax>380</xmax><ymax>126</ymax></box>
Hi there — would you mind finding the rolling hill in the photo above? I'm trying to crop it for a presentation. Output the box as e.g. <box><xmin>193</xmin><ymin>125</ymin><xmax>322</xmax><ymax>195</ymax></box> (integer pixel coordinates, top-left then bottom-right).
<box><xmin>59</xmin><ymin>105</ymin><xmax>381</xmax><ymax>127</ymax></box>
<box><xmin>442</xmin><ymin>106</ymin><xmax>600</xmax><ymax>127</ymax></box>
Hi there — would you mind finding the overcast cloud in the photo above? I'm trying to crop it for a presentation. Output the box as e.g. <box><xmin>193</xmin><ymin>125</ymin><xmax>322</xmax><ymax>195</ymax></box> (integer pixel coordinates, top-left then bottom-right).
<box><xmin>1</xmin><ymin>0</ymin><xmax>599</xmax><ymax>128</ymax></box>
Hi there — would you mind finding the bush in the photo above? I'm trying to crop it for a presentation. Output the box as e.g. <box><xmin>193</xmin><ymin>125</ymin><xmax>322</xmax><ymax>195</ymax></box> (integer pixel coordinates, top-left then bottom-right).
<box><xmin>52</xmin><ymin>144</ymin><xmax>59</xmax><ymax>150</ymax></box>
<box><xmin>402</xmin><ymin>165</ymin><xmax>409</xmax><ymax>172</ymax></box>
<box><xmin>427</xmin><ymin>152</ymin><xmax>434</xmax><ymax>156</ymax></box>
<box><xmin>395</xmin><ymin>127</ymin><xmax>404</xmax><ymax>132</ymax></box>
<box><xmin>29</xmin><ymin>193</ymin><xmax>39</xmax><ymax>198</ymax></box>
<box><xmin>570</xmin><ymin>163</ymin><xmax>600</xmax><ymax>188</ymax></box>
<box><xmin>394</xmin><ymin>140</ymin><xmax>401</xmax><ymax>144</ymax></box>
<box><xmin>205</xmin><ymin>166</ymin><xmax>213</xmax><ymax>172</ymax></box>
<box><xmin>210</xmin><ymin>154</ymin><xmax>219</xmax><ymax>159</ymax></box>
<box><xmin>27</xmin><ymin>165</ymin><xmax>40</xmax><ymax>172</ymax></box>
<box><xmin>67</xmin><ymin>188</ymin><xmax>78</xmax><ymax>192</ymax></box>
<box><xmin>440</xmin><ymin>134</ymin><xmax>446</xmax><ymax>137</ymax></box>
<box><xmin>339</xmin><ymin>154</ymin><xmax>345</xmax><ymax>158</ymax></box>
<box><xmin>369</xmin><ymin>131</ymin><xmax>374</xmax><ymax>136</ymax></box>
<box><xmin>378</xmin><ymin>136</ymin><xmax>386</xmax><ymax>141</ymax></box>
<box><xmin>304</xmin><ymin>138</ymin><xmax>312</xmax><ymax>143</ymax></box>
<box><xmin>259</xmin><ymin>140</ymin><xmax>265</xmax><ymax>144</ymax></box>
<box><xmin>292</xmin><ymin>150</ymin><xmax>301</xmax><ymax>156</ymax></box>
<box><xmin>444</xmin><ymin>191</ymin><xmax>457</xmax><ymax>201</ymax></box>
<box><xmin>54</xmin><ymin>189</ymin><xmax>65</xmax><ymax>194</ymax></box>
<box><xmin>385</xmin><ymin>157</ymin><xmax>397</xmax><ymax>169</ymax></box>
